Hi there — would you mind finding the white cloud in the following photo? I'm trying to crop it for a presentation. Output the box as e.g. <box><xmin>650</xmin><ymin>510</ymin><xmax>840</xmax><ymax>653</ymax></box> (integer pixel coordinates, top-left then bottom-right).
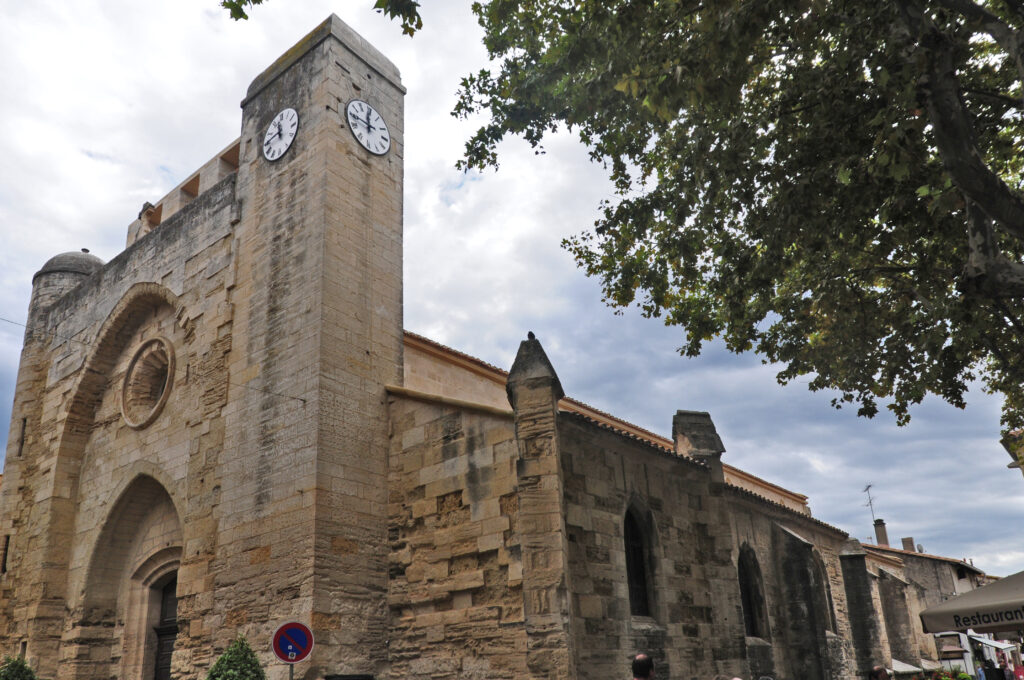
<box><xmin>1</xmin><ymin>0</ymin><xmax>1020</xmax><ymax>576</ymax></box>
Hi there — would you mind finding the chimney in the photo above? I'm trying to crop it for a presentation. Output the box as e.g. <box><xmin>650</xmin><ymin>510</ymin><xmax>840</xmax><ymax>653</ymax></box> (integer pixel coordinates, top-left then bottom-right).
<box><xmin>672</xmin><ymin>410</ymin><xmax>725</xmax><ymax>484</ymax></box>
<box><xmin>874</xmin><ymin>518</ymin><xmax>889</xmax><ymax>547</ymax></box>
<box><xmin>901</xmin><ymin>537</ymin><xmax>914</xmax><ymax>552</ymax></box>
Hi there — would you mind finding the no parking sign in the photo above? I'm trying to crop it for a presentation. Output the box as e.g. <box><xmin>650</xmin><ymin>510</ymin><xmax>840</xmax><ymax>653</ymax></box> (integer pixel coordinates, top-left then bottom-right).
<box><xmin>272</xmin><ymin>621</ymin><xmax>314</xmax><ymax>663</ymax></box>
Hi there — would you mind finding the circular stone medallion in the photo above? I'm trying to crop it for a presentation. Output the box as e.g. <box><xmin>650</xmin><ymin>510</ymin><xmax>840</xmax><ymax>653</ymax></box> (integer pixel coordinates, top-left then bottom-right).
<box><xmin>121</xmin><ymin>337</ymin><xmax>175</xmax><ymax>429</ymax></box>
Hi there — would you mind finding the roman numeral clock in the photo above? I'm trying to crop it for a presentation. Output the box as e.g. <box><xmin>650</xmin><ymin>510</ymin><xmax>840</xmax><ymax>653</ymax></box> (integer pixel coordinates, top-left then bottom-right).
<box><xmin>261</xmin><ymin>100</ymin><xmax>391</xmax><ymax>161</ymax></box>
<box><xmin>346</xmin><ymin>99</ymin><xmax>391</xmax><ymax>155</ymax></box>
<box><xmin>262</xmin><ymin>107</ymin><xmax>299</xmax><ymax>161</ymax></box>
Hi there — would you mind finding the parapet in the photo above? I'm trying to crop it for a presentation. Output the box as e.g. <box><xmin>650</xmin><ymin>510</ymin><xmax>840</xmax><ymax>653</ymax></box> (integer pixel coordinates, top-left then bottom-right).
<box><xmin>125</xmin><ymin>139</ymin><xmax>241</xmax><ymax>248</ymax></box>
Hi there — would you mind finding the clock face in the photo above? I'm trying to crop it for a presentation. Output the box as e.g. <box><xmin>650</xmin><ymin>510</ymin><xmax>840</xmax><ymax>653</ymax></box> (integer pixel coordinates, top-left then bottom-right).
<box><xmin>346</xmin><ymin>100</ymin><xmax>390</xmax><ymax>155</ymax></box>
<box><xmin>263</xmin><ymin>108</ymin><xmax>299</xmax><ymax>161</ymax></box>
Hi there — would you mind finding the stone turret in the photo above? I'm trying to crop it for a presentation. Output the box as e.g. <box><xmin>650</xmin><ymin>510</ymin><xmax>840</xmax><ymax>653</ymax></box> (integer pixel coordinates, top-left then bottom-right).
<box><xmin>28</xmin><ymin>249</ymin><xmax>103</xmax><ymax>337</ymax></box>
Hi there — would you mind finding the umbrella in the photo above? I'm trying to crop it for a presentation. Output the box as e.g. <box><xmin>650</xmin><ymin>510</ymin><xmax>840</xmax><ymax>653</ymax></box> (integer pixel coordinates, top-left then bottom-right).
<box><xmin>921</xmin><ymin>570</ymin><xmax>1024</xmax><ymax>634</ymax></box>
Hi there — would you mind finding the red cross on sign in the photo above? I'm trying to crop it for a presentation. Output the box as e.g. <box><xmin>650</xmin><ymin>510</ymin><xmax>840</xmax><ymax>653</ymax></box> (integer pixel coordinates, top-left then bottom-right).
<box><xmin>272</xmin><ymin>622</ymin><xmax>314</xmax><ymax>663</ymax></box>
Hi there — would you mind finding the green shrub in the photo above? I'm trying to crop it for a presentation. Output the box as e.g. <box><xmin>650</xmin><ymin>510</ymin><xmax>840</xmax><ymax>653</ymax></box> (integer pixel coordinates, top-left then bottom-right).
<box><xmin>207</xmin><ymin>636</ymin><xmax>266</xmax><ymax>680</ymax></box>
<box><xmin>0</xmin><ymin>657</ymin><xmax>36</xmax><ymax>680</ymax></box>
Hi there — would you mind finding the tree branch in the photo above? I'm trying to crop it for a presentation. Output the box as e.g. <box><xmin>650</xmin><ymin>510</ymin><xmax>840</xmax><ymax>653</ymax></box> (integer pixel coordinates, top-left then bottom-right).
<box><xmin>962</xmin><ymin>87</ymin><xmax>1022</xmax><ymax>109</ymax></box>
<box><xmin>963</xmin><ymin>200</ymin><xmax>1024</xmax><ymax>296</ymax></box>
<box><xmin>900</xmin><ymin>3</ymin><xmax>1024</xmax><ymax>244</ymax></box>
<box><xmin>965</xmin><ymin>199</ymin><xmax>1001</xmax><ymax>278</ymax></box>
<box><xmin>995</xmin><ymin>297</ymin><xmax>1024</xmax><ymax>335</ymax></box>
<box><xmin>935</xmin><ymin>0</ymin><xmax>1024</xmax><ymax>79</ymax></box>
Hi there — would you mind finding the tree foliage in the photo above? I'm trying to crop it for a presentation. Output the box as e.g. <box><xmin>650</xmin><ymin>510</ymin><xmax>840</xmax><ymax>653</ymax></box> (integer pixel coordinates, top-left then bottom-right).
<box><xmin>222</xmin><ymin>0</ymin><xmax>423</xmax><ymax>35</ymax></box>
<box><xmin>207</xmin><ymin>636</ymin><xmax>266</xmax><ymax>680</ymax></box>
<box><xmin>223</xmin><ymin>0</ymin><xmax>1024</xmax><ymax>430</ymax></box>
<box><xmin>0</xmin><ymin>657</ymin><xmax>36</xmax><ymax>680</ymax></box>
<box><xmin>451</xmin><ymin>0</ymin><xmax>1024</xmax><ymax>430</ymax></box>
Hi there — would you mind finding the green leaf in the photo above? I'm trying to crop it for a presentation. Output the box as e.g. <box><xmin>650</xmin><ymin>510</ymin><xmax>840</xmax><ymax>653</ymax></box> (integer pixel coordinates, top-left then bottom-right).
<box><xmin>453</xmin><ymin>0</ymin><xmax>1024</xmax><ymax>432</ymax></box>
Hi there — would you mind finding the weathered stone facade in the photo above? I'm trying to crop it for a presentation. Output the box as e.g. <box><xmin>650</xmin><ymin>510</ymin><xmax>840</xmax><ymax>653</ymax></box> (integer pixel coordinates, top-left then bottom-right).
<box><xmin>0</xmin><ymin>15</ymin><xmax>969</xmax><ymax>680</ymax></box>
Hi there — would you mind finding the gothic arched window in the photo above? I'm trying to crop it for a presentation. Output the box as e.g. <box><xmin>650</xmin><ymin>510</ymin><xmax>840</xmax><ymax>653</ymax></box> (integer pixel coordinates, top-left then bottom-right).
<box><xmin>811</xmin><ymin>551</ymin><xmax>838</xmax><ymax>633</ymax></box>
<box><xmin>624</xmin><ymin>508</ymin><xmax>651</xmax><ymax>616</ymax></box>
<box><xmin>738</xmin><ymin>545</ymin><xmax>770</xmax><ymax>639</ymax></box>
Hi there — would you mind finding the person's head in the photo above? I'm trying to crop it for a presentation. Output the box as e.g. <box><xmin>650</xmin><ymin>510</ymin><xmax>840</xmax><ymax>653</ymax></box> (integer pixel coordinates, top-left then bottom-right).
<box><xmin>869</xmin><ymin>666</ymin><xmax>890</xmax><ymax>680</ymax></box>
<box><xmin>633</xmin><ymin>653</ymin><xmax>655</xmax><ymax>679</ymax></box>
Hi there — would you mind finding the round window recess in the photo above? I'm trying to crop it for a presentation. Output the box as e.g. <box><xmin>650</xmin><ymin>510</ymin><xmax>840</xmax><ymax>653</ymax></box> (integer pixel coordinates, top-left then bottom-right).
<box><xmin>121</xmin><ymin>337</ymin><xmax>175</xmax><ymax>429</ymax></box>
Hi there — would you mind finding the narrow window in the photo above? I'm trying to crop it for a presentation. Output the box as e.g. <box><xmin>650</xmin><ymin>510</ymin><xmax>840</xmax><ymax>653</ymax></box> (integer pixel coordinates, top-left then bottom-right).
<box><xmin>738</xmin><ymin>545</ymin><xmax>770</xmax><ymax>639</ymax></box>
<box><xmin>153</xmin><ymin>577</ymin><xmax>178</xmax><ymax>680</ymax></box>
<box><xmin>1</xmin><ymin>535</ymin><xmax>10</xmax><ymax>574</ymax></box>
<box><xmin>624</xmin><ymin>509</ymin><xmax>651</xmax><ymax>616</ymax></box>
<box><xmin>16</xmin><ymin>418</ymin><xmax>25</xmax><ymax>458</ymax></box>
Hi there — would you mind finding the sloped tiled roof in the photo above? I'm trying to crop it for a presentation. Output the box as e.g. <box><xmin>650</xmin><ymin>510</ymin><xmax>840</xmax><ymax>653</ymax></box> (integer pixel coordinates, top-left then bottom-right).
<box><xmin>403</xmin><ymin>330</ymin><xmax>814</xmax><ymax>513</ymax></box>
<box><xmin>724</xmin><ymin>484</ymin><xmax>848</xmax><ymax>535</ymax></box>
<box><xmin>863</xmin><ymin>543</ymin><xmax>985</xmax><ymax>573</ymax></box>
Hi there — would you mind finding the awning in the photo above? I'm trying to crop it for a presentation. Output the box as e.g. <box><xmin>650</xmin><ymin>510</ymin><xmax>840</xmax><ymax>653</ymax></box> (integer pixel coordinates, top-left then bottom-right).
<box><xmin>968</xmin><ymin>634</ymin><xmax>1017</xmax><ymax>651</ymax></box>
<box><xmin>921</xmin><ymin>569</ymin><xmax>1024</xmax><ymax>634</ymax></box>
<box><xmin>892</xmin><ymin>659</ymin><xmax>923</xmax><ymax>675</ymax></box>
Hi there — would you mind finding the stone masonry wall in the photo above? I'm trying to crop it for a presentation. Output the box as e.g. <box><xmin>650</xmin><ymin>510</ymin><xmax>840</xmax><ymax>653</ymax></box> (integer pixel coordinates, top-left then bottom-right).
<box><xmin>559</xmin><ymin>414</ymin><xmax>747</xmax><ymax>680</ymax></box>
<box><xmin>724</xmin><ymin>489</ymin><xmax>857</xmax><ymax>680</ymax></box>
<box><xmin>841</xmin><ymin>548</ymin><xmax>887</xmax><ymax>675</ymax></box>
<box><xmin>0</xmin><ymin>171</ymin><xmax>237</xmax><ymax>678</ymax></box>
<box><xmin>386</xmin><ymin>394</ymin><xmax>527</xmax><ymax>680</ymax></box>
<box><xmin>0</xmin><ymin>15</ymin><xmax>406</xmax><ymax>678</ymax></box>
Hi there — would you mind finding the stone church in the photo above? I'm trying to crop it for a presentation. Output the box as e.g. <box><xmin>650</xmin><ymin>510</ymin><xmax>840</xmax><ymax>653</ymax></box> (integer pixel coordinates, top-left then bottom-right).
<box><xmin>0</xmin><ymin>15</ymin><xmax>968</xmax><ymax>680</ymax></box>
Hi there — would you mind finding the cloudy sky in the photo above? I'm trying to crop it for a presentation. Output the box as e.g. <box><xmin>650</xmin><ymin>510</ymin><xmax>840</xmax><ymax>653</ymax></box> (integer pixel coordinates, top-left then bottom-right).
<box><xmin>1</xmin><ymin>0</ymin><xmax>1022</xmax><ymax>576</ymax></box>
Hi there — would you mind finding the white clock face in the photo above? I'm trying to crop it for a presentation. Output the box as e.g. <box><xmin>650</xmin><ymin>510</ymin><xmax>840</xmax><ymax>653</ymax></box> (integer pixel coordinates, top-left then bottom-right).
<box><xmin>263</xmin><ymin>108</ymin><xmax>299</xmax><ymax>161</ymax></box>
<box><xmin>346</xmin><ymin>100</ymin><xmax>390</xmax><ymax>155</ymax></box>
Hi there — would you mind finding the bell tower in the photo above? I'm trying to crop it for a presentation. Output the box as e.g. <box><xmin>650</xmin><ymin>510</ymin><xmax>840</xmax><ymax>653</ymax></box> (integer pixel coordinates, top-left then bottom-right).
<box><xmin>224</xmin><ymin>15</ymin><xmax>404</xmax><ymax>675</ymax></box>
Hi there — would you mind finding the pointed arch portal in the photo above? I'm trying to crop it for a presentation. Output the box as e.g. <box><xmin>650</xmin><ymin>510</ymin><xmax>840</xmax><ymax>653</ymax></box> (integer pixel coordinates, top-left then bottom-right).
<box><xmin>76</xmin><ymin>475</ymin><xmax>183</xmax><ymax>680</ymax></box>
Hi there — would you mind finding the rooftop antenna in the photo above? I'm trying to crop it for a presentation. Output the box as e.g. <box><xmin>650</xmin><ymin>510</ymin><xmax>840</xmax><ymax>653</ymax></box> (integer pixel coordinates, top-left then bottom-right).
<box><xmin>863</xmin><ymin>483</ymin><xmax>877</xmax><ymax>523</ymax></box>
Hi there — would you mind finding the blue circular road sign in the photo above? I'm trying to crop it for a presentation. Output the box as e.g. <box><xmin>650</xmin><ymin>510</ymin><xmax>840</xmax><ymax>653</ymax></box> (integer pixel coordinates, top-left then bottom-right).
<box><xmin>272</xmin><ymin>621</ymin><xmax>314</xmax><ymax>663</ymax></box>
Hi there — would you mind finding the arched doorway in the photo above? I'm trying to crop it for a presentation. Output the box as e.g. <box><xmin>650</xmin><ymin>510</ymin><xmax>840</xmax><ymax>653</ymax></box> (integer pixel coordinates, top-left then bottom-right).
<box><xmin>75</xmin><ymin>475</ymin><xmax>183</xmax><ymax>679</ymax></box>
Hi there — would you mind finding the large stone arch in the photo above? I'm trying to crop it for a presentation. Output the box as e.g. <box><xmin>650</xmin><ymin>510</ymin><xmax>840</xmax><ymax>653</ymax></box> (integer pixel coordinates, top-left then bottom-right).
<box><xmin>40</xmin><ymin>283</ymin><xmax>194</xmax><ymax>680</ymax></box>
<box><xmin>71</xmin><ymin>474</ymin><xmax>183</xmax><ymax>680</ymax></box>
<box><xmin>55</xmin><ymin>282</ymin><xmax>194</xmax><ymax>485</ymax></box>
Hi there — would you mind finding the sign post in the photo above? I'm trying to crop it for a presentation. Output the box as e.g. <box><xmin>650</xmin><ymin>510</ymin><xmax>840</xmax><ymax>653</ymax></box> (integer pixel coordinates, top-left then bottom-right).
<box><xmin>272</xmin><ymin>621</ymin><xmax>314</xmax><ymax>680</ymax></box>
